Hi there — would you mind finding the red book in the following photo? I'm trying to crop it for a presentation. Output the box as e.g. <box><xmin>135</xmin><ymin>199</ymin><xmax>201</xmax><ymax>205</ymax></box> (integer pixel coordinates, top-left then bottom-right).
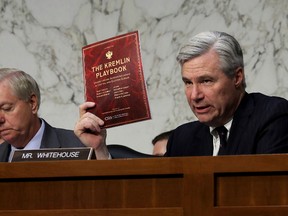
<box><xmin>82</xmin><ymin>31</ymin><xmax>151</xmax><ymax>128</ymax></box>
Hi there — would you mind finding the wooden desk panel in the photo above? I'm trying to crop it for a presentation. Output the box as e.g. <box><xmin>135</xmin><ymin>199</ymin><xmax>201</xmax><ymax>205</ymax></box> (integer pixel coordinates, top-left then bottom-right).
<box><xmin>0</xmin><ymin>154</ymin><xmax>288</xmax><ymax>215</ymax></box>
<box><xmin>0</xmin><ymin>175</ymin><xmax>183</xmax><ymax>210</ymax></box>
<box><xmin>215</xmin><ymin>172</ymin><xmax>288</xmax><ymax>206</ymax></box>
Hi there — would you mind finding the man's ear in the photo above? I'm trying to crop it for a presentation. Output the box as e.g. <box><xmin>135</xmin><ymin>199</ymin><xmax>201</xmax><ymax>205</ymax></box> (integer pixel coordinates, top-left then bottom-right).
<box><xmin>30</xmin><ymin>94</ymin><xmax>39</xmax><ymax>114</ymax></box>
<box><xmin>234</xmin><ymin>67</ymin><xmax>244</xmax><ymax>88</ymax></box>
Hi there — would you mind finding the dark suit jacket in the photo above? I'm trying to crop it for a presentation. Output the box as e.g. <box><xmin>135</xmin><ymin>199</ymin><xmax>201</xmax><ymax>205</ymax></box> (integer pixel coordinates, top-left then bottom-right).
<box><xmin>0</xmin><ymin>120</ymin><xmax>85</xmax><ymax>162</ymax></box>
<box><xmin>166</xmin><ymin>92</ymin><xmax>288</xmax><ymax>156</ymax></box>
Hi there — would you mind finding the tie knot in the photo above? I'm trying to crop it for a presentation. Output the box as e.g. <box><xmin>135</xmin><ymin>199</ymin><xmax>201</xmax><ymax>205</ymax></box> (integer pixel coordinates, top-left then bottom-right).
<box><xmin>215</xmin><ymin>126</ymin><xmax>227</xmax><ymax>137</ymax></box>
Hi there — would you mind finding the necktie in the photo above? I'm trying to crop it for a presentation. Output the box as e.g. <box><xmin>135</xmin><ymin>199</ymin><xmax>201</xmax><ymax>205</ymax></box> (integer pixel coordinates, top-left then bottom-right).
<box><xmin>215</xmin><ymin>126</ymin><xmax>228</xmax><ymax>155</ymax></box>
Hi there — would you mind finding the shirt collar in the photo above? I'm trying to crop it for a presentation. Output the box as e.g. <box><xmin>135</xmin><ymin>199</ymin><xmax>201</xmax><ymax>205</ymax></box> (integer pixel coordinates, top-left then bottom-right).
<box><xmin>209</xmin><ymin>119</ymin><xmax>233</xmax><ymax>135</ymax></box>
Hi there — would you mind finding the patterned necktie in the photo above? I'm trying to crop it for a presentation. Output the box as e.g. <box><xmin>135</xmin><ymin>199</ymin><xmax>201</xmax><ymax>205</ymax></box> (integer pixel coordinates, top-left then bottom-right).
<box><xmin>215</xmin><ymin>126</ymin><xmax>228</xmax><ymax>155</ymax></box>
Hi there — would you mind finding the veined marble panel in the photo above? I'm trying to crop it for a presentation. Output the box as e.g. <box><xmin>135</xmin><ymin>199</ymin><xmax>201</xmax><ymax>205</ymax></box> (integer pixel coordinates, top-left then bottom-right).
<box><xmin>0</xmin><ymin>0</ymin><xmax>287</xmax><ymax>153</ymax></box>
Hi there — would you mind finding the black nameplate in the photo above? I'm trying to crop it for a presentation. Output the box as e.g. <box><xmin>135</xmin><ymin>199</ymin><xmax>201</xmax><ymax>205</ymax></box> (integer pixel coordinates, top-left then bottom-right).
<box><xmin>11</xmin><ymin>147</ymin><xmax>96</xmax><ymax>162</ymax></box>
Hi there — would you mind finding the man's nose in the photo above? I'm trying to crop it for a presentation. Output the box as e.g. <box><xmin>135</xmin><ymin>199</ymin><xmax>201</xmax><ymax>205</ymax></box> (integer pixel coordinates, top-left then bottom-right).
<box><xmin>0</xmin><ymin>114</ymin><xmax>5</xmax><ymax>124</ymax></box>
<box><xmin>190</xmin><ymin>85</ymin><xmax>204</xmax><ymax>101</ymax></box>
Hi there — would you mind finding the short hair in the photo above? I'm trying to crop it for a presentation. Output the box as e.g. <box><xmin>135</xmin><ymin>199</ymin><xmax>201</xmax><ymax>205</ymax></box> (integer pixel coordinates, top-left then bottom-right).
<box><xmin>0</xmin><ymin>68</ymin><xmax>41</xmax><ymax>108</ymax></box>
<box><xmin>152</xmin><ymin>130</ymin><xmax>173</xmax><ymax>145</ymax></box>
<box><xmin>176</xmin><ymin>31</ymin><xmax>246</xmax><ymax>88</ymax></box>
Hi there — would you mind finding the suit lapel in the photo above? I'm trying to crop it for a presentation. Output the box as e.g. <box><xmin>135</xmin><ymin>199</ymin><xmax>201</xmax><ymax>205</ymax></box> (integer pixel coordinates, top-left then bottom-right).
<box><xmin>0</xmin><ymin>142</ymin><xmax>11</xmax><ymax>162</ymax></box>
<box><xmin>40</xmin><ymin>120</ymin><xmax>61</xmax><ymax>148</ymax></box>
<box><xmin>228</xmin><ymin>93</ymin><xmax>254</xmax><ymax>154</ymax></box>
<box><xmin>195</xmin><ymin>125</ymin><xmax>213</xmax><ymax>155</ymax></box>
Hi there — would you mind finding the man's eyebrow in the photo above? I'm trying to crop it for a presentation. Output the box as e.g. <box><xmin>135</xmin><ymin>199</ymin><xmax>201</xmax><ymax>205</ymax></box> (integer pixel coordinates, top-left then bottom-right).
<box><xmin>182</xmin><ymin>74</ymin><xmax>214</xmax><ymax>81</ymax></box>
<box><xmin>182</xmin><ymin>77</ymin><xmax>189</xmax><ymax>81</ymax></box>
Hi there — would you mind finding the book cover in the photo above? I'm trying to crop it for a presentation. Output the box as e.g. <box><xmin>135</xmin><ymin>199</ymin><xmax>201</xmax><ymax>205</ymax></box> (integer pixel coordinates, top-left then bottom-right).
<box><xmin>82</xmin><ymin>31</ymin><xmax>151</xmax><ymax>128</ymax></box>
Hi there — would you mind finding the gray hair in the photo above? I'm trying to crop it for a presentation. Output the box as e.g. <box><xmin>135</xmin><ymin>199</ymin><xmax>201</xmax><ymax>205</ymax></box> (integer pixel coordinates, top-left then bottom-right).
<box><xmin>0</xmin><ymin>68</ymin><xmax>41</xmax><ymax>108</ymax></box>
<box><xmin>176</xmin><ymin>31</ymin><xmax>246</xmax><ymax>88</ymax></box>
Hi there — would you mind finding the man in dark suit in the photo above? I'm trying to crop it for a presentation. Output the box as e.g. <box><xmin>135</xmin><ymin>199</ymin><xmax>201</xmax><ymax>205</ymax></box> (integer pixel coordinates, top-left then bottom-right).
<box><xmin>74</xmin><ymin>31</ymin><xmax>288</xmax><ymax>158</ymax></box>
<box><xmin>165</xmin><ymin>31</ymin><xmax>288</xmax><ymax>156</ymax></box>
<box><xmin>0</xmin><ymin>68</ymin><xmax>85</xmax><ymax>162</ymax></box>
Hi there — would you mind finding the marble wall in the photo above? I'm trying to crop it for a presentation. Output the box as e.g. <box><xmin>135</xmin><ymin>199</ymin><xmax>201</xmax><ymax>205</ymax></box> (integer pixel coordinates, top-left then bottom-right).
<box><xmin>0</xmin><ymin>0</ymin><xmax>287</xmax><ymax>153</ymax></box>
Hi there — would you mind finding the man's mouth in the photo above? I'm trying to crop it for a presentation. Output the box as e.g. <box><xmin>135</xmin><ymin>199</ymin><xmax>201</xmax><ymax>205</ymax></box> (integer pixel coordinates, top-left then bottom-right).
<box><xmin>194</xmin><ymin>105</ymin><xmax>211</xmax><ymax>114</ymax></box>
<box><xmin>0</xmin><ymin>129</ymin><xmax>11</xmax><ymax>135</ymax></box>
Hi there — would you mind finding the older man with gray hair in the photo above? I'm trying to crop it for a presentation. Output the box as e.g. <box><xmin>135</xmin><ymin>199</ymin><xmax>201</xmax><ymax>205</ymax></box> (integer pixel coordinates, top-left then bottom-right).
<box><xmin>0</xmin><ymin>68</ymin><xmax>85</xmax><ymax>162</ymax></box>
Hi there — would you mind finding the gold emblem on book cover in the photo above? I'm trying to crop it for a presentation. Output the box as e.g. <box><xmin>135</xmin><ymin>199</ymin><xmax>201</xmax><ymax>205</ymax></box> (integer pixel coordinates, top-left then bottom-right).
<box><xmin>106</xmin><ymin>51</ymin><xmax>113</xmax><ymax>59</ymax></box>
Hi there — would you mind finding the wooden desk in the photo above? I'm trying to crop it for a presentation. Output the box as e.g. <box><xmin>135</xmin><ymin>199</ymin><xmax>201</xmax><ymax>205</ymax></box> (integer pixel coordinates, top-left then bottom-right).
<box><xmin>1</xmin><ymin>154</ymin><xmax>288</xmax><ymax>215</ymax></box>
